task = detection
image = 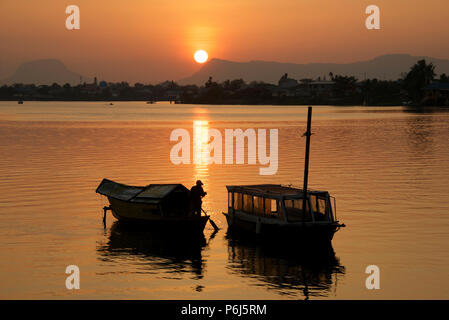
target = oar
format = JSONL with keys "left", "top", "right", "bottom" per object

{"left": 202, "top": 208, "right": 219, "bottom": 232}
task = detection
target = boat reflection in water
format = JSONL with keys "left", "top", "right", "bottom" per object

{"left": 97, "top": 221, "right": 211, "bottom": 280}
{"left": 225, "top": 232, "right": 345, "bottom": 299}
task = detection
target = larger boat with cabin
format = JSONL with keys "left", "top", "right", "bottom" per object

{"left": 223, "top": 107, "right": 345, "bottom": 242}
{"left": 224, "top": 184, "right": 343, "bottom": 241}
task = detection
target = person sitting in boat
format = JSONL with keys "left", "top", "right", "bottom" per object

{"left": 190, "top": 180, "right": 207, "bottom": 216}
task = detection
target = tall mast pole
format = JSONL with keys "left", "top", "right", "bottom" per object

{"left": 302, "top": 107, "right": 312, "bottom": 222}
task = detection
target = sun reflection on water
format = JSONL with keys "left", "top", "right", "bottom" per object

{"left": 193, "top": 120, "right": 210, "bottom": 208}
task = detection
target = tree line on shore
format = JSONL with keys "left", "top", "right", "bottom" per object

{"left": 1, "top": 60, "right": 447, "bottom": 106}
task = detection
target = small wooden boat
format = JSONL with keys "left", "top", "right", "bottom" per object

{"left": 96, "top": 179, "right": 209, "bottom": 234}
{"left": 223, "top": 107, "right": 345, "bottom": 243}
{"left": 18, "top": 100, "right": 24, "bottom": 104}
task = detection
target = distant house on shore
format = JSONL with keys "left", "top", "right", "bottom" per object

{"left": 278, "top": 73, "right": 298, "bottom": 89}
{"left": 271, "top": 74, "right": 335, "bottom": 98}
{"left": 81, "top": 77, "right": 101, "bottom": 96}
{"left": 270, "top": 74, "right": 299, "bottom": 97}
{"left": 298, "top": 78, "right": 335, "bottom": 97}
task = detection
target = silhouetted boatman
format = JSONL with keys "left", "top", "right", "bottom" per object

{"left": 190, "top": 180, "right": 207, "bottom": 216}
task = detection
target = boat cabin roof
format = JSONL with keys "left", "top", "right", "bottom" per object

{"left": 96, "top": 178, "right": 189, "bottom": 203}
{"left": 226, "top": 184, "right": 329, "bottom": 199}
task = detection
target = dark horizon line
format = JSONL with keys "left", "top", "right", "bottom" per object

{"left": 3, "top": 53, "right": 449, "bottom": 86}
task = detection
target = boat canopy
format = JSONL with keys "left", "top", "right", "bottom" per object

{"left": 96, "top": 179, "right": 144, "bottom": 201}
{"left": 96, "top": 179, "right": 190, "bottom": 204}
{"left": 227, "top": 184, "right": 332, "bottom": 199}
{"left": 226, "top": 184, "right": 335, "bottom": 222}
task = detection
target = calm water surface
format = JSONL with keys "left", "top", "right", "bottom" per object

{"left": 0, "top": 102, "right": 448, "bottom": 299}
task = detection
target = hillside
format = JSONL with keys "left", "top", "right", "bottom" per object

{"left": 179, "top": 54, "right": 449, "bottom": 85}
{"left": 0, "top": 59, "right": 89, "bottom": 85}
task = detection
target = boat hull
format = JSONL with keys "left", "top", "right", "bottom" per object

{"left": 224, "top": 212, "right": 339, "bottom": 243}
{"left": 107, "top": 197, "right": 209, "bottom": 234}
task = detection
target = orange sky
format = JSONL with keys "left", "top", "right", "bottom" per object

{"left": 1, "top": 0, "right": 448, "bottom": 83}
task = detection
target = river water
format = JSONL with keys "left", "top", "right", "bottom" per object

{"left": 0, "top": 102, "right": 448, "bottom": 299}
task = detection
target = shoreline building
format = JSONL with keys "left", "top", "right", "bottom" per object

{"left": 272, "top": 74, "right": 335, "bottom": 98}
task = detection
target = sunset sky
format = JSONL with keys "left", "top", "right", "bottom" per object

{"left": 1, "top": 0, "right": 448, "bottom": 83}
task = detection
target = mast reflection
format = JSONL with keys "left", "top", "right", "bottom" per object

{"left": 225, "top": 232, "right": 345, "bottom": 298}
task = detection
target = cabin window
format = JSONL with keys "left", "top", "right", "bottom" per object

{"left": 243, "top": 194, "right": 253, "bottom": 213}
{"left": 264, "top": 198, "right": 271, "bottom": 216}
{"left": 271, "top": 199, "right": 277, "bottom": 213}
{"left": 310, "top": 195, "right": 317, "bottom": 213}
{"left": 310, "top": 194, "right": 331, "bottom": 221}
{"left": 262, "top": 198, "right": 281, "bottom": 219}
{"left": 234, "top": 192, "right": 242, "bottom": 211}
{"left": 284, "top": 198, "right": 311, "bottom": 222}
{"left": 317, "top": 198, "right": 326, "bottom": 214}
{"left": 253, "top": 196, "right": 264, "bottom": 215}
{"left": 228, "top": 192, "right": 232, "bottom": 208}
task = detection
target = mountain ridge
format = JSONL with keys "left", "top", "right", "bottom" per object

{"left": 0, "top": 59, "right": 89, "bottom": 86}
{"left": 180, "top": 54, "right": 449, "bottom": 85}
{"left": 3, "top": 54, "right": 449, "bottom": 86}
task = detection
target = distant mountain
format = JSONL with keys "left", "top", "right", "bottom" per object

{"left": 0, "top": 59, "right": 89, "bottom": 85}
{"left": 179, "top": 54, "right": 449, "bottom": 85}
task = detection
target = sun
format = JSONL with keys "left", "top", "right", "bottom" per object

{"left": 194, "top": 50, "right": 208, "bottom": 63}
